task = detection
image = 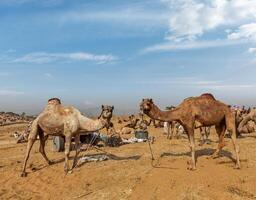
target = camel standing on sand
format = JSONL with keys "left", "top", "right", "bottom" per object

{"left": 140, "top": 93, "right": 240, "bottom": 170}
{"left": 21, "top": 98, "right": 113, "bottom": 177}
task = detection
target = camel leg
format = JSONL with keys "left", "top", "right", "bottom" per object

{"left": 167, "top": 122, "right": 171, "bottom": 139}
{"left": 199, "top": 127, "right": 205, "bottom": 146}
{"left": 171, "top": 122, "right": 175, "bottom": 139}
{"left": 64, "top": 134, "right": 72, "bottom": 173}
{"left": 186, "top": 128, "right": 196, "bottom": 170}
{"left": 72, "top": 134, "right": 80, "bottom": 169}
{"left": 38, "top": 133, "right": 52, "bottom": 165}
{"left": 174, "top": 123, "right": 180, "bottom": 139}
{"left": 230, "top": 131, "right": 241, "bottom": 169}
{"left": 226, "top": 116, "right": 241, "bottom": 169}
{"left": 212, "top": 123, "right": 226, "bottom": 158}
{"left": 206, "top": 127, "right": 210, "bottom": 140}
{"left": 21, "top": 124, "right": 38, "bottom": 177}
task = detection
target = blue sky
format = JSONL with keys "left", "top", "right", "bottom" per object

{"left": 0, "top": 0, "right": 256, "bottom": 114}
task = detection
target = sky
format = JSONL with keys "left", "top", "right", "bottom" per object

{"left": 0, "top": 0, "right": 256, "bottom": 115}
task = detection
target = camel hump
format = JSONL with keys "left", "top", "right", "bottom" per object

{"left": 200, "top": 93, "right": 216, "bottom": 100}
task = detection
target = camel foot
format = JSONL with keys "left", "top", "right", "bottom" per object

{"left": 211, "top": 151, "right": 221, "bottom": 159}
{"left": 20, "top": 172, "right": 27, "bottom": 177}
{"left": 187, "top": 160, "right": 196, "bottom": 171}
{"left": 234, "top": 164, "right": 241, "bottom": 170}
{"left": 199, "top": 141, "right": 205, "bottom": 146}
{"left": 48, "top": 160, "right": 54, "bottom": 165}
{"left": 205, "top": 139, "right": 211, "bottom": 144}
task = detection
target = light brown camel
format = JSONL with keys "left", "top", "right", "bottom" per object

{"left": 124, "top": 115, "right": 139, "bottom": 129}
{"left": 140, "top": 94, "right": 240, "bottom": 170}
{"left": 238, "top": 108, "right": 256, "bottom": 134}
{"left": 138, "top": 113, "right": 152, "bottom": 131}
{"left": 21, "top": 98, "right": 113, "bottom": 177}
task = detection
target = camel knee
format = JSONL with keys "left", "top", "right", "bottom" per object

{"left": 189, "top": 143, "right": 195, "bottom": 151}
{"left": 64, "top": 149, "right": 70, "bottom": 157}
{"left": 39, "top": 146, "right": 43, "bottom": 153}
{"left": 28, "top": 133, "right": 37, "bottom": 141}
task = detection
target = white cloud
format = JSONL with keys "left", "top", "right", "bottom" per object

{"left": 228, "top": 23, "right": 256, "bottom": 41}
{"left": 58, "top": 5, "right": 169, "bottom": 27}
{"left": 137, "top": 77, "right": 222, "bottom": 85}
{"left": 0, "top": 90, "right": 24, "bottom": 96}
{"left": 142, "top": 39, "right": 245, "bottom": 53}
{"left": 137, "top": 76, "right": 256, "bottom": 91}
{"left": 248, "top": 48, "right": 256, "bottom": 54}
{"left": 201, "top": 84, "right": 256, "bottom": 90}
{"left": 4, "top": 52, "right": 118, "bottom": 64}
{"left": 164, "top": 0, "right": 256, "bottom": 42}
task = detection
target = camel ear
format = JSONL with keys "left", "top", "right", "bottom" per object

{"left": 111, "top": 106, "right": 114, "bottom": 110}
{"left": 102, "top": 105, "right": 104, "bottom": 109}
{"left": 149, "top": 99, "right": 153, "bottom": 103}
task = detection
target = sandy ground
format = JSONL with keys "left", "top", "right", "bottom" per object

{"left": 0, "top": 120, "right": 256, "bottom": 200}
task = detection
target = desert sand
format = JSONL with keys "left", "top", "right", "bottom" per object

{"left": 0, "top": 118, "right": 256, "bottom": 200}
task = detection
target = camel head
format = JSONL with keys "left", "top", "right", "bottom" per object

{"left": 48, "top": 97, "right": 61, "bottom": 105}
{"left": 98, "top": 105, "right": 114, "bottom": 120}
{"left": 140, "top": 98, "right": 153, "bottom": 114}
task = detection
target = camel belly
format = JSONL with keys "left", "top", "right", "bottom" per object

{"left": 39, "top": 124, "right": 64, "bottom": 135}
{"left": 194, "top": 112, "right": 225, "bottom": 127}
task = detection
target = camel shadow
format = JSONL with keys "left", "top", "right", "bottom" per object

{"left": 75, "top": 153, "right": 141, "bottom": 169}
{"left": 160, "top": 148, "right": 237, "bottom": 163}
{"left": 27, "top": 157, "right": 65, "bottom": 173}
{"left": 241, "top": 134, "right": 256, "bottom": 139}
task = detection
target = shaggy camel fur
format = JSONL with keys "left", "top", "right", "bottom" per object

{"left": 140, "top": 94, "right": 240, "bottom": 170}
{"left": 238, "top": 108, "right": 256, "bottom": 133}
{"left": 21, "top": 98, "right": 113, "bottom": 177}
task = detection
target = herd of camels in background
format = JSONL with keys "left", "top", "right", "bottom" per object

{"left": 9, "top": 93, "right": 256, "bottom": 177}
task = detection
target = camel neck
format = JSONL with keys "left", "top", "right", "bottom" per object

{"left": 79, "top": 114, "right": 107, "bottom": 132}
{"left": 148, "top": 104, "right": 179, "bottom": 122}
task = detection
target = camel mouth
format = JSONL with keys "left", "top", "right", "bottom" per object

{"left": 141, "top": 107, "right": 149, "bottom": 113}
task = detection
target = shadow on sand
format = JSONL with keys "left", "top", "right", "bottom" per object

{"left": 160, "top": 148, "right": 237, "bottom": 163}
{"left": 75, "top": 152, "right": 141, "bottom": 169}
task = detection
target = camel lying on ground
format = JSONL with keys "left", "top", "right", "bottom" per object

{"left": 140, "top": 93, "right": 240, "bottom": 170}
{"left": 238, "top": 108, "right": 256, "bottom": 134}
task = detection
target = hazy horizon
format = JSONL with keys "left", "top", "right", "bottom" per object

{"left": 1, "top": 0, "right": 256, "bottom": 115}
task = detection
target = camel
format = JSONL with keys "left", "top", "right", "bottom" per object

{"left": 163, "top": 106, "right": 177, "bottom": 139}
{"left": 199, "top": 126, "right": 211, "bottom": 145}
{"left": 238, "top": 108, "right": 256, "bottom": 134}
{"left": 124, "top": 115, "right": 139, "bottom": 129}
{"left": 21, "top": 98, "right": 113, "bottom": 177}
{"left": 140, "top": 93, "right": 240, "bottom": 170}
{"left": 163, "top": 121, "right": 176, "bottom": 139}
{"left": 138, "top": 113, "right": 152, "bottom": 131}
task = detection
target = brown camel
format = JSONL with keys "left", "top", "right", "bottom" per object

{"left": 140, "top": 94, "right": 240, "bottom": 170}
{"left": 21, "top": 98, "right": 113, "bottom": 177}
